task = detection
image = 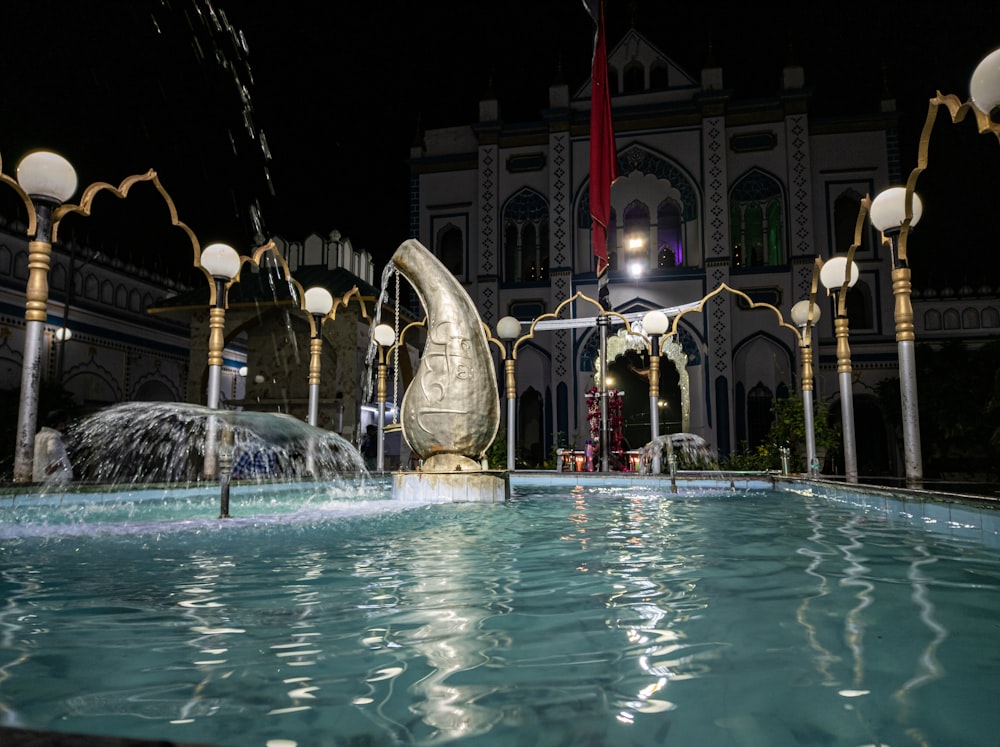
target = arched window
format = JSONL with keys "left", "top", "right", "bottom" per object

{"left": 50, "top": 263, "right": 67, "bottom": 292}
{"left": 833, "top": 190, "right": 871, "bottom": 253}
{"left": 505, "top": 223, "right": 518, "bottom": 280}
{"left": 747, "top": 382, "right": 773, "bottom": 450}
{"left": 436, "top": 224, "right": 463, "bottom": 276}
{"left": 650, "top": 60, "right": 669, "bottom": 89}
{"left": 657, "top": 199, "right": 683, "bottom": 267}
{"left": 943, "top": 309, "right": 961, "bottom": 330}
{"left": 84, "top": 274, "right": 99, "bottom": 301}
{"left": 622, "top": 200, "right": 650, "bottom": 272}
{"left": 766, "top": 201, "right": 783, "bottom": 265}
{"left": 623, "top": 61, "right": 644, "bottom": 93}
{"left": 521, "top": 223, "right": 538, "bottom": 280}
{"left": 744, "top": 204, "right": 764, "bottom": 265}
{"left": 731, "top": 171, "right": 785, "bottom": 268}
{"left": 846, "top": 281, "right": 874, "bottom": 331}
{"left": 503, "top": 189, "right": 549, "bottom": 283}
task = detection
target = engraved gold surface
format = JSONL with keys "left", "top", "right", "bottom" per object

{"left": 390, "top": 240, "right": 499, "bottom": 471}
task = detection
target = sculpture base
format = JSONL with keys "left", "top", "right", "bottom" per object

{"left": 392, "top": 470, "right": 510, "bottom": 503}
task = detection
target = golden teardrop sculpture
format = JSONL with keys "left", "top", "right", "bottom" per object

{"left": 390, "top": 239, "right": 499, "bottom": 472}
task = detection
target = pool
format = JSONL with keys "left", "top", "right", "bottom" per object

{"left": 2, "top": 478, "right": 999, "bottom": 746}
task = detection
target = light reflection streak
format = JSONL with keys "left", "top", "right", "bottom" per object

{"left": 354, "top": 532, "right": 508, "bottom": 742}
{"left": 604, "top": 496, "right": 695, "bottom": 724}
{"left": 795, "top": 507, "right": 839, "bottom": 685}
{"left": 893, "top": 544, "right": 946, "bottom": 730}
{"left": 839, "top": 515, "right": 873, "bottom": 688}
{"left": 562, "top": 492, "right": 591, "bottom": 550}
{"left": 0, "top": 567, "right": 43, "bottom": 726}
{"left": 173, "top": 547, "right": 331, "bottom": 727}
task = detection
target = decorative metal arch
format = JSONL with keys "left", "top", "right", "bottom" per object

{"left": 668, "top": 282, "right": 804, "bottom": 345}
{"left": 892, "top": 90, "right": 1000, "bottom": 268}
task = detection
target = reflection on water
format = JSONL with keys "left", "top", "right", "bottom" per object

{"left": 2, "top": 489, "right": 1000, "bottom": 746}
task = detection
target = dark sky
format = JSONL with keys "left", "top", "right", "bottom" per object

{"left": 2, "top": 1, "right": 998, "bottom": 288}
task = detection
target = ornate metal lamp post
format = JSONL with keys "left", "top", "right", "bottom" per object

{"left": 198, "top": 242, "right": 241, "bottom": 479}
{"left": 496, "top": 315, "right": 522, "bottom": 471}
{"left": 869, "top": 187, "right": 924, "bottom": 486}
{"left": 641, "top": 309, "right": 669, "bottom": 473}
{"left": 861, "top": 47, "right": 1000, "bottom": 487}
{"left": 303, "top": 287, "right": 334, "bottom": 427}
{"left": 819, "top": 256, "right": 860, "bottom": 483}
{"left": 10, "top": 151, "right": 78, "bottom": 482}
{"left": 790, "top": 298, "right": 822, "bottom": 475}
{"left": 372, "top": 323, "right": 396, "bottom": 472}
{"left": 199, "top": 243, "right": 242, "bottom": 410}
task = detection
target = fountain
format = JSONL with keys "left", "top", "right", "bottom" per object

{"left": 6, "top": 239, "right": 1000, "bottom": 746}
{"left": 3, "top": 477, "right": 1000, "bottom": 747}
{"left": 64, "top": 402, "right": 363, "bottom": 485}
{"left": 636, "top": 433, "right": 718, "bottom": 475}
{"left": 381, "top": 239, "right": 509, "bottom": 503}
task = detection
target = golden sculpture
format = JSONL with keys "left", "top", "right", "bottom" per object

{"left": 389, "top": 239, "right": 499, "bottom": 472}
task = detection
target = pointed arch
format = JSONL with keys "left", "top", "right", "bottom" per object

{"left": 436, "top": 222, "right": 464, "bottom": 276}
{"left": 730, "top": 168, "right": 786, "bottom": 268}
{"left": 503, "top": 187, "right": 549, "bottom": 282}
{"left": 577, "top": 145, "right": 700, "bottom": 271}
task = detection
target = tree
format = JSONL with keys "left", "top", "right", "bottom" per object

{"left": 721, "top": 394, "right": 840, "bottom": 473}
{"left": 876, "top": 340, "right": 1000, "bottom": 482}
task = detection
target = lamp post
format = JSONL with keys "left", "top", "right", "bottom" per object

{"left": 199, "top": 242, "right": 242, "bottom": 410}
{"left": 11, "top": 151, "right": 78, "bottom": 482}
{"left": 870, "top": 187, "right": 924, "bottom": 487}
{"left": 496, "top": 315, "right": 522, "bottom": 471}
{"left": 303, "top": 286, "right": 334, "bottom": 427}
{"left": 302, "top": 286, "right": 334, "bottom": 478}
{"left": 819, "top": 255, "right": 860, "bottom": 483}
{"left": 790, "top": 298, "right": 822, "bottom": 476}
{"left": 861, "top": 48, "right": 1000, "bottom": 486}
{"left": 372, "top": 323, "right": 396, "bottom": 472}
{"left": 198, "top": 242, "right": 241, "bottom": 479}
{"left": 641, "top": 309, "right": 669, "bottom": 473}
{"left": 597, "top": 313, "right": 611, "bottom": 471}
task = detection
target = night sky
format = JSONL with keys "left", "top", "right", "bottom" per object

{"left": 2, "top": 0, "right": 998, "bottom": 289}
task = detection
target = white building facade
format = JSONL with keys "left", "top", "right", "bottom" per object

{"left": 406, "top": 28, "right": 999, "bottom": 473}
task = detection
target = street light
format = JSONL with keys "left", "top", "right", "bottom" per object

{"left": 863, "top": 48, "right": 1000, "bottom": 486}
{"left": 198, "top": 242, "right": 241, "bottom": 480}
{"left": 199, "top": 242, "right": 242, "bottom": 410}
{"left": 372, "top": 322, "right": 396, "bottom": 472}
{"left": 970, "top": 48, "right": 1000, "bottom": 134}
{"left": 641, "top": 309, "right": 669, "bottom": 473}
{"left": 870, "top": 187, "right": 924, "bottom": 486}
{"left": 790, "top": 298, "right": 822, "bottom": 475}
{"left": 496, "top": 315, "right": 522, "bottom": 471}
{"left": 11, "top": 150, "right": 78, "bottom": 482}
{"left": 303, "top": 286, "right": 334, "bottom": 427}
{"left": 819, "top": 255, "right": 860, "bottom": 483}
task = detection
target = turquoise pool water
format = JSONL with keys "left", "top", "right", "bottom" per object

{"left": 2, "top": 482, "right": 999, "bottom": 746}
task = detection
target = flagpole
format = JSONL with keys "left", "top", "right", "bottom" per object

{"left": 585, "top": 0, "right": 618, "bottom": 469}
{"left": 587, "top": 0, "right": 617, "bottom": 312}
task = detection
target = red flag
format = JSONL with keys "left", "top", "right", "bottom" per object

{"left": 586, "top": 0, "right": 618, "bottom": 286}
